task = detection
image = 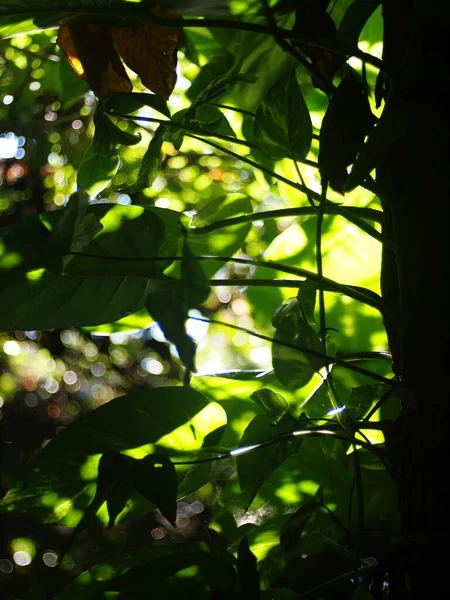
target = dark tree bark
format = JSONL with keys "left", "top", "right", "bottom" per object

{"left": 377, "top": 1, "right": 449, "bottom": 597}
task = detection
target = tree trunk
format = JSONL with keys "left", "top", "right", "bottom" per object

{"left": 377, "top": 1, "right": 449, "bottom": 597}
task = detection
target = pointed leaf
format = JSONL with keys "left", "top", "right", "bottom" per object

{"left": 296, "top": 281, "right": 317, "bottom": 325}
{"left": 194, "top": 58, "right": 257, "bottom": 107}
{"left": 147, "top": 238, "right": 210, "bottom": 371}
{"left": 337, "top": 0, "right": 381, "bottom": 49}
{"left": 319, "top": 69, "right": 375, "bottom": 193}
{"left": 191, "top": 193, "right": 251, "bottom": 228}
{"left": 250, "top": 389, "right": 289, "bottom": 423}
{"left": 0, "top": 387, "right": 226, "bottom": 525}
{"left": 132, "top": 453, "right": 178, "bottom": 527}
{"left": 254, "top": 70, "right": 312, "bottom": 161}
{"left": 111, "top": 19, "right": 181, "bottom": 100}
{"left": 59, "top": 450, "right": 130, "bottom": 563}
{"left": 272, "top": 331, "right": 324, "bottom": 390}
{"left": 187, "top": 49, "right": 235, "bottom": 102}
{"left": 105, "top": 91, "right": 170, "bottom": 118}
{"left": 125, "top": 125, "right": 165, "bottom": 192}
{"left": 57, "top": 23, "right": 132, "bottom": 97}
{"left": 77, "top": 139, "right": 120, "bottom": 199}
{"left": 237, "top": 536, "right": 260, "bottom": 599}
{"left": 279, "top": 500, "right": 320, "bottom": 551}
{"left": 49, "top": 190, "right": 103, "bottom": 254}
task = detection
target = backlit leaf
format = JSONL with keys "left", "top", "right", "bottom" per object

{"left": 279, "top": 499, "right": 320, "bottom": 551}
{"left": 237, "top": 412, "right": 302, "bottom": 510}
{"left": 111, "top": 19, "right": 181, "bottom": 100}
{"left": 250, "top": 389, "right": 289, "bottom": 423}
{"left": 131, "top": 453, "right": 178, "bottom": 527}
{"left": 254, "top": 70, "right": 312, "bottom": 161}
{"left": 57, "top": 23, "right": 132, "bottom": 97}
{"left": 125, "top": 125, "right": 165, "bottom": 192}
{"left": 146, "top": 238, "right": 210, "bottom": 371}
{"left": 105, "top": 91, "right": 170, "bottom": 118}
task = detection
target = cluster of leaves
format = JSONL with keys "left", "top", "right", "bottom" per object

{"left": 0, "top": 1, "right": 401, "bottom": 599}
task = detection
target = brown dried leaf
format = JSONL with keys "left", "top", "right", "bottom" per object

{"left": 111, "top": 20, "right": 181, "bottom": 100}
{"left": 57, "top": 23, "right": 132, "bottom": 97}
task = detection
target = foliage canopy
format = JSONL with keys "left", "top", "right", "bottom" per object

{"left": 1, "top": 1, "right": 436, "bottom": 598}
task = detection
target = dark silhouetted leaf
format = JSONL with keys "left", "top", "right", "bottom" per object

{"left": 0, "top": 388, "right": 225, "bottom": 526}
{"left": 105, "top": 91, "right": 170, "bottom": 118}
{"left": 291, "top": 0, "right": 339, "bottom": 93}
{"left": 111, "top": 17, "right": 181, "bottom": 100}
{"left": 146, "top": 238, "right": 210, "bottom": 371}
{"left": 250, "top": 389, "right": 289, "bottom": 423}
{"left": 57, "top": 23, "right": 132, "bottom": 97}
{"left": 59, "top": 450, "right": 130, "bottom": 563}
{"left": 254, "top": 70, "right": 312, "bottom": 161}
{"left": 77, "top": 138, "right": 120, "bottom": 199}
{"left": 191, "top": 193, "right": 250, "bottom": 228}
{"left": 272, "top": 321, "right": 325, "bottom": 389}
{"left": 319, "top": 69, "right": 375, "bottom": 193}
{"left": 49, "top": 190, "right": 103, "bottom": 255}
{"left": 337, "top": 0, "right": 381, "bottom": 49}
{"left": 296, "top": 280, "right": 317, "bottom": 325}
{"left": 237, "top": 536, "right": 260, "bottom": 599}
{"left": 125, "top": 125, "right": 165, "bottom": 192}
{"left": 0, "top": 204, "right": 181, "bottom": 331}
{"left": 132, "top": 453, "right": 178, "bottom": 526}
{"left": 187, "top": 49, "right": 235, "bottom": 102}
{"left": 279, "top": 499, "right": 320, "bottom": 551}
{"left": 193, "top": 58, "right": 257, "bottom": 107}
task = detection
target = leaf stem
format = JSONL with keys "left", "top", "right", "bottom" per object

{"left": 260, "top": 0, "right": 335, "bottom": 95}
{"left": 67, "top": 252, "right": 391, "bottom": 315}
{"left": 189, "top": 315, "right": 395, "bottom": 386}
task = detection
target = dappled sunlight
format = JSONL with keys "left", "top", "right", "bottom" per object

{"left": 156, "top": 402, "right": 227, "bottom": 452}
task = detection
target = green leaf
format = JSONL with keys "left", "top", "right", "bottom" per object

{"left": 215, "top": 13, "right": 296, "bottom": 112}
{"left": 125, "top": 125, "right": 165, "bottom": 192}
{"left": 187, "top": 49, "right": 235, "bottom": 102}
{"left": 237, "top": 536, "right": 260, "bottom": 599}
{"left": 337, "top": 0, "right": 381, "bottom": 49}
{"left": 54, "top": 543, "right": 232, "bottom": 600}
{"left": 106, "top": 545, "right": 236, "bottom": 597}
{"left": 297, "top": 281, "right": 317, "bottom": 325}
{"left": 0, "top": 387, "right": 226, "bottom": 525}
{"left": 104, "top": 91, "right": 171, "bottom": 118}
{"left": 0, "top": 204, "right": 182, "bottom": 330}
{"left": 272, "top": 320, "right": 326, "bottom": 389}
{"left": 319, "top": 69, "right": 375, "bottom": 193}
{"left": 250, "top": 389, "right": 289, "bottom": 423}
{"left": 59, "top": 450, "right": 130, "bottom": 563}
{"left": 272, "top": 297, "right": 303, "bottom": 333}
{"left": 188, "top": 194, "right": 253, "bottom": 278}
{"left": 146, "top": 238, "right": 210, "bottom": 371}
{"left": 193, "top": 58, "right": 257, "bottom": 108}
{"left": 168, "top": 105, "right": 236, "bottom": 150}
{"left": 57, "top": 53, "right": 89, "bottom": 110}
{"left": 236, "top": 412, "right": 302, "bottom": 510}
{"left": 177, "top": 424, "right": 230, "bottom": 499}
{"left": 254, "top": 70, "right": 312, "bottom": 161}
{"left": 191, "top": 193, "right": 251, "bottom": 228}
{"left": 77, "top": 105, "right": 121, "bottom": 199}
{"left": 104, "top": 118, "right": 142, "bottom": 147}
{"left": 49, "top": 191, "right": 103, "bottom": 272}
{"left": 132, "top": 453, "right": 178, "bottom": 527}
{"left": 77, "top": 139, "right": 119, "bottom": 199}
{"left": 279, "top": 499, "right": 320, "bottom": 551}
